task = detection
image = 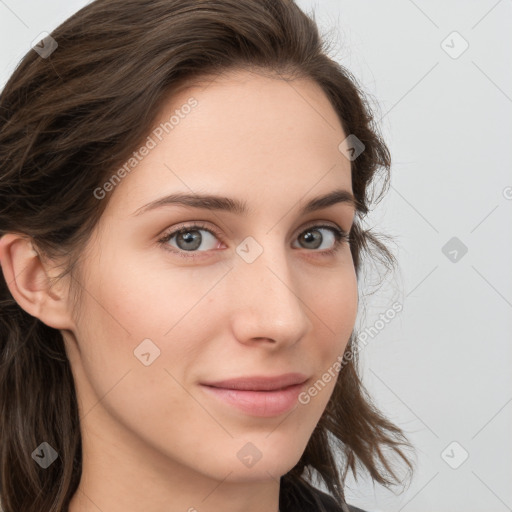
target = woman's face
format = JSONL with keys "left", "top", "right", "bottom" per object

{"left": 64, "top": 69, "right": 358, "bottom": 487}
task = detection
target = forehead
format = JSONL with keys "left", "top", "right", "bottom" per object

{"left": 105, "top": 68, "right": 352, "bottom": 216}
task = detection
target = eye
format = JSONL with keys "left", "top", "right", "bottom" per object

{"left": 158, "top": 222, "right": 221, "bottom": 257}
{"left": 293, "top": 224, "right": 349, "bottom": 256}
{"left": 157, "top": 222, "right": 349, "bottom": 259}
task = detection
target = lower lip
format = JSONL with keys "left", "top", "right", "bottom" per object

{"left": 200, "top": 382, "right": 305, "bottom": 417}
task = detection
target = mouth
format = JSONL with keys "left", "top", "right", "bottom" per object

{"left": 200, "top": 373, "right": 309, "bottom": 391}
{"left": 199, "top": 373, "right": 309, "bottom": 417}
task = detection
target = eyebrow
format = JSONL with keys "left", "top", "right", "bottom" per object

{"left": 132, "top": 188, "right": 358, "bottom": 217}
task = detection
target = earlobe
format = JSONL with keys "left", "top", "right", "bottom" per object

{"left": 0, "top": 233, "right": 75, "bottom": 330}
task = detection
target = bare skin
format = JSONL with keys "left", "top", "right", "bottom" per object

{"left": 0, "top": 68, "right": 357, "bottom": 512}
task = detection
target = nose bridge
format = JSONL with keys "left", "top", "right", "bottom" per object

{"left": 229, "top": 236, "right": 311, "bottom": 345}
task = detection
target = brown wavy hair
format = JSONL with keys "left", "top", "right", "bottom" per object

{"left": 0, "top": 0, "right": 414, "bottom": 510}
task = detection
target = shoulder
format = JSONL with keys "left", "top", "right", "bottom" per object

{"left": 314, "top": 486, "right": 369, "bottom": 512}
{"left": 279, "top": 475, "right": 370, "bottom": 512}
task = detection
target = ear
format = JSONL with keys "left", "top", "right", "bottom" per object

{"left": 0, "top": 233, "right": 76, "bottom": 330}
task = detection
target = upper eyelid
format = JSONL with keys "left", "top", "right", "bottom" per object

{"left": 160, "top": 219, "right": 347, "bottom": 239}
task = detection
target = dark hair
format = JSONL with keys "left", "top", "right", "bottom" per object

{"left": 0, "top": 0, "right": 414, "bottom": 510}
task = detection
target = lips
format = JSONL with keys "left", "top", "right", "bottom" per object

{"left": 200, "top": 373, "right": 309, "bottom": 417}
{"left": 200, "top": 372, "right": 309, "bottom": 391}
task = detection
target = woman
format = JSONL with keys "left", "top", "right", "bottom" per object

{"left": 0, "top": 1, "right": 414, "bottom": 511}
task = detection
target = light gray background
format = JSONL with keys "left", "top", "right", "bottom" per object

{"left": 1, "top": 1, "right": 511, "bottom": 511}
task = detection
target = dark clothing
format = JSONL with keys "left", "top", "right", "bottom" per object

{"left": 279, "top": 475, "right": 368, "bottom": 512}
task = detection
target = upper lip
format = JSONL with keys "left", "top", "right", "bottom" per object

{"left": 200, "top": 372, "right": 309, "bottom": 391}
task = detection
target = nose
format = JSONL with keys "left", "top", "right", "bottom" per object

{"left": 228, "top": 241, "right": 312, "bottom": 349}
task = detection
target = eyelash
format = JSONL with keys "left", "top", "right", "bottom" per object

{"left": 157, "top": 222, "right": 350, "bottom": 260}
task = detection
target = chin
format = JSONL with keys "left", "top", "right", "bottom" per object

{"left": 222, "top": 435, "right": 308, "bottom": 482}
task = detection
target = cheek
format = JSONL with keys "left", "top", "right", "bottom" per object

{"left": 69, "top": 261, "right": 216, "bottom": 459}
{"left": 310, "top": 265, "right": 358, "bottom": 349}
{"left": 85, "top": 249, "right": 224, "bottom": 338}
{"left": 71, "top": 253, "right": 228, "bottom": 400}
{"left": 304, "top": 265, "right": 357, "bottom": 398}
